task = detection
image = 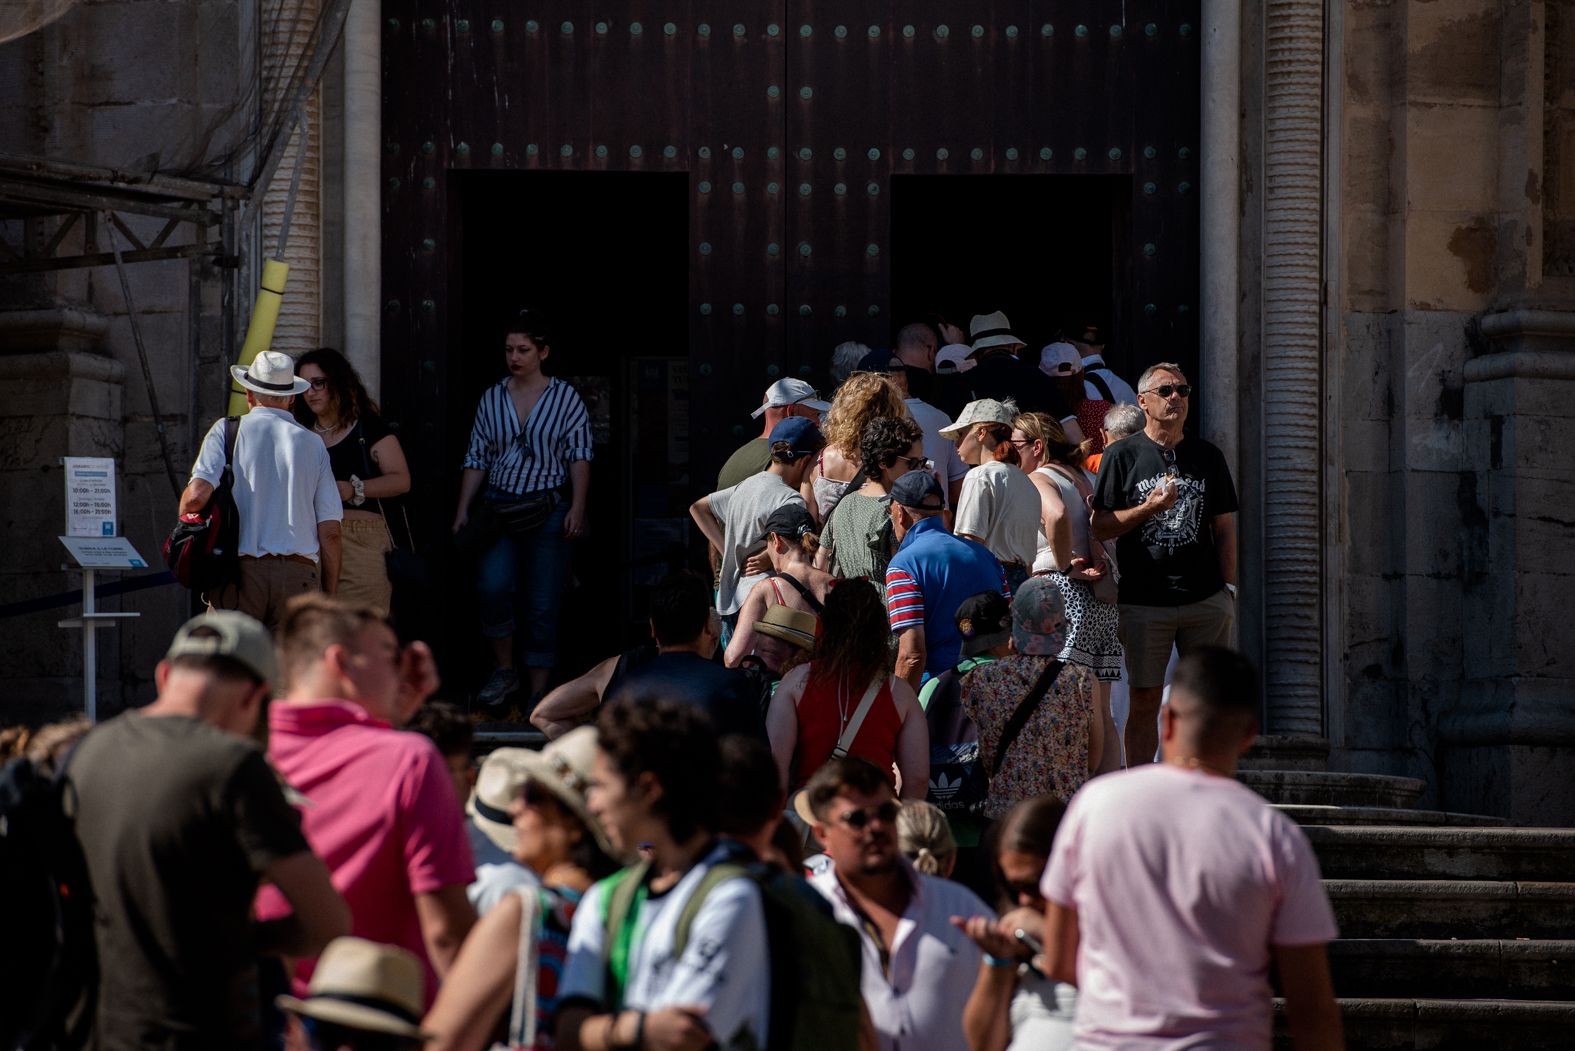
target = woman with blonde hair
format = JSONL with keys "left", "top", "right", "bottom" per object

{"left": 804, "top": 370, "right": 911, "bottom": 521}
{"left": 1012, "top": 411, "right": 1122, "bottom": 772}
{"left": 898, "top": 799, "right": 958, "bottom": 878}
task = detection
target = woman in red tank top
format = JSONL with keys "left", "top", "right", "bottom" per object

{"left": 766, "top": 579, "right": 930, "bottom": 795}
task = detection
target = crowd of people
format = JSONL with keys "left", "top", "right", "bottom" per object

{"left": 0, "top": 309, "right": 1345, "bottom": 1050}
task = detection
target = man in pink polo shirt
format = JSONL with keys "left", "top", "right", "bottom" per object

{"left": 256, "top": 595, "right": 475, "bottom": 1004}
{"left": 1042, "top": 646, "right": 1343, "bottom": 1050}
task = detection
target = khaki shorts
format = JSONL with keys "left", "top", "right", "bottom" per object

{"left": 1118, "top": 589, "right": 1235, "bottom": 688}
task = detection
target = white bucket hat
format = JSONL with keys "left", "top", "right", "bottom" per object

{"left": 968, "top": 311, "right": 1025, "bottom": 354}
{"left": 230, "top": 350, "right": 310, "bottom": 396}
{"left": 275, "top": 937, "right": 432, "bottom": 1040}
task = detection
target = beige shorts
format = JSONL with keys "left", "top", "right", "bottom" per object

{"left": 1117, "top": 589, "right": 1235, "bottom": 688}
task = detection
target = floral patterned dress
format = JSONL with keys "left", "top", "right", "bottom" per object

{"left": 962, "top": 655, "right": 1095, "bottom": 818}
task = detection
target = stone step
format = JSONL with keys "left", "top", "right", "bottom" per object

{"left": 1240, "top": 770, "right": 1426, "bottom": 808}
{"left": 1273, "top": 997, "right": 1575, "bottom": 1050}
{"left": 1326, "top": 880, "right": 1575, "bottom": 939}
{"left": 1326, "top": 939, "right": 1575, "bottom": 999}
{"left": 1276, "top": 804, "right": 1509, "bottom": 828}
{"left": 1305, "top": 827, "right": 1575, "bottom": 881}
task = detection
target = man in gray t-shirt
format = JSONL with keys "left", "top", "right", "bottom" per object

{"left": 689, "top": 417, "right": 824, "bottom": 617}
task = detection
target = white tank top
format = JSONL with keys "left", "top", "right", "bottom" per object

{"left": 1032, "top": 465, "right": 1094, "bottom": 573}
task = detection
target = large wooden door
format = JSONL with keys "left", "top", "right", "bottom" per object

{"left": 381, "top": 1, "right": 1200, "bottom": 670}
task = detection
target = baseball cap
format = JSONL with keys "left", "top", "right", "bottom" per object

{"left": 769, "top": 416, "right": 826, "bottom": 459}
{"left": 881, "top": 470, "right": 945, "bottom": 512}
{"left": 855, "top": 348, "right": 903, "bottom": 374}
{"left": 955, "top": 591, "right": 1013, "bottom": 657}
{"left": 751, "top": 378, "right": 831, "bottom": 419}
{"left": 1011, "top": 576, "right": 1068, "bottom": 657}
{"left": 939, "top": 398, "right": 1019, "bottom": 438}
{"left": 164, "top": 611, "right": 278, "bottom": 685}
{"left": 1037, "top": 342, "right": 1083, "bottom": 376}
{"left": 746, "top": 501, "right": 818, "bottom": 558}
{"left": 935, "top": 344, "right": 976, "bottom": 374}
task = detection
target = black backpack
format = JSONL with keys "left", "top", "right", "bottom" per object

{"left": 162, "top": 416, "right": 241, "bottom": 596}
{"left": 0, "top": 747, "right": 97, "bottom": 1050}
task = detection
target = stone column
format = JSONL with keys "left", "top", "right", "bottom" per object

{"left": 1258, "top": 0, "right": 1327, "bottom": 739}
{"left": 1443, "top": 310, "right": 1575, "bottom": 825}
{"left": 342, "top": 0, "right": 381, "bottom": 399}
{"left": 0, "top": 308, "right": 125, "bottom": 726}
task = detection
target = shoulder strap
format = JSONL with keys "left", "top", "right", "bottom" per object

{"left": 673, "top": 863, "right": 753, "bottom": 960}
{"left": 831, "top": 678, "right": 885, "bottom": 759}
{"left": 774, "top": 570, "right": 825, "bottom": 615}
{"left": 1086, "top": 371, "right": 1115, "bottom": 402}
{"left": 600, "top": 863, "right": 651, "bottom": 1010}
{"left": 506, "top": 886, "right": 542, "bottom": 1047}
{"left": 989, "top": 660, "right": 1064, "bottom": 778}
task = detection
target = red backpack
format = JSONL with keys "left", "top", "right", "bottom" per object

{"left": 162, "top": 416, "right": 241, "bottom": 596}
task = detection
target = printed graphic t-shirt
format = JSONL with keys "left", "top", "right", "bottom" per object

{"left": 1091, "top": 432, "right": 1238, "bottom": 606}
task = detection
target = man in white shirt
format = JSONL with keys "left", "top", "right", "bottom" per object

{"left": 1070, "top": 326, "right": 1139, "bottom": 406}
{"left": 689, "top": 416, "right": 823, "bottom": 624}
{"left": 805, "top": 757, "right": 993, "bottom": 1051}
{"left": 179, "top": 350, "right": 342, "bottom": 629}
{"left": 943, "top": 399, "right": 1043, "bottom": 593}
{"left": 557, "top": 698, "right": 770, "bottom": 1051}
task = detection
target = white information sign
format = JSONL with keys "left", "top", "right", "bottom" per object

{"left": 64, "top": 457, "right": 117, "bottom": 537}
{"left": 59, "top": 535, "right": 147, "bottom": 569}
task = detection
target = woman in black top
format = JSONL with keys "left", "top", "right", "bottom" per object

{"left": 293, "top": 347, "right": 412, "bottom": 613}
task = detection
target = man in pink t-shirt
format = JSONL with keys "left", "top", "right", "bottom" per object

{"left": 1042, "top": 646, "right": 1343, "bottom": 1050}
{"left": 256, "top": 595, "right": 475, "bottom": 1004}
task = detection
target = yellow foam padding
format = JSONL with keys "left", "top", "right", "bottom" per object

{"left": 228, "top": 258, "right": 291, "bottom": 416}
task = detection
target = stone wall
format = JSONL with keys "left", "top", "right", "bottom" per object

{"left": 1334, "top": 0, "right": 1575, "bottom": 822}
{"left": 0, "top": 0, "right": 252, "bottom": 723}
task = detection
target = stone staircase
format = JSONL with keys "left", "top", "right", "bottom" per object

{"left": 1247, "top": 765, "right": 1575, "bottom": 1049}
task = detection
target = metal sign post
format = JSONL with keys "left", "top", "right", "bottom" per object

{"left": 58, "top": 457, "right": 144, "bottom": 721}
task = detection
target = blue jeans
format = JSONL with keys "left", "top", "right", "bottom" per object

{"left": 475, "top": 489, "right": 570, "bottom": 668}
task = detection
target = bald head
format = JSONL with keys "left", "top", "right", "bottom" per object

{"left": 895, "top": 323, "right": 938, "bottom": 370}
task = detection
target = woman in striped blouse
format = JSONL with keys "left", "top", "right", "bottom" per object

{"left": 453, "top": 310, "right": 594, "bottom": 712}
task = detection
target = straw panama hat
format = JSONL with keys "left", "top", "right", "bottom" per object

{"left": 230, "top": 350, "right": 311, "bottom": 396}
{"left": 754, "top": 604, "right": 819, "bottom": 651}
{"left": 275, "top": 937, "right": 432, "bottom": 1040}
{"left": 465, "top": 727, "right": 616, "bottom": 857}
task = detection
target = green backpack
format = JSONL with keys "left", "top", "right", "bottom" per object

{"left": 599, "top": 857, "right": 863, "bottom": 1051}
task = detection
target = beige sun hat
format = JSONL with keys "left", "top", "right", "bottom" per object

{"left": 754, "top": 604, "right": 819, "bottom": 651}
{"left": 939, "top": 398, "right": 1020, "bottom": 438}
{"left": 275, "top": 937, "right": 431, "bottom": 1040}
{"left": 465, "top": 727, "right": 616, "bottom": 857}
{"left": 968, "top": 310, "right": 1025, "bottom": 353}
{"left": 230, "top": 350, "right": 310, "bottom": 396}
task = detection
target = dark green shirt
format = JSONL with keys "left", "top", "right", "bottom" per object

{"left": 716, "top": 437, "right": 771, "bottom": 492}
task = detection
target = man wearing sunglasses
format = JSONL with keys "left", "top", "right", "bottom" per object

{"left": 1090, "top": 363, "right": 1239, "bottom": 767}
{"left": 806, "top": 758, "right": 994, "bottom": 1051}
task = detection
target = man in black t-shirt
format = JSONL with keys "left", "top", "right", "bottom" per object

{"left": 606, "top": 571, "right": 769, "bottom": 739}
{"left": 1092, "top": 363, "right": 1239, "bottom": 767}
{"left": 69, "top": 612, "right": 348, "bottom": 1050}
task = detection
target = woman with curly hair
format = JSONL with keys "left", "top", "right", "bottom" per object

{"left": 817, "top": 414, "right": 927, "bottom": 583}
{"left": 766, "top": 579, "right": 929, "bottom": 796}
{"left": 803, "top": 370, "right": 912, "bottom": 521}
{"left": 292, "top": 347, "right": 412, "bottom": 613}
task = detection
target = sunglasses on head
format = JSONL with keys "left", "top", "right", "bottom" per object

{"left": 836, "top": 800, "right": 900, "bottom": 831}
{"left": 1142, "top": 383, "right": 1192, "bottom": 399}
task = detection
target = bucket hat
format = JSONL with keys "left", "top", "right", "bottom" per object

{"left": 939, "top": 398, "right": 1019, "bottom": 438}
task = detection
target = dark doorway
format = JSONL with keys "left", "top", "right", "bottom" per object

{"left": 434, "top": 171, "right": 690, "bottom": 703}
{"left": 890, "top": 175, "right": 1130, "bottom": 370}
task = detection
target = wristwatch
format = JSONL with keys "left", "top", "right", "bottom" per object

{"left": 349, "top": 475, "right": 366, "bottom": 507}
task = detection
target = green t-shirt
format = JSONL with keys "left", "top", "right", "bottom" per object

{"left": 716, "top": 438, "right": 771, "bottom": 492}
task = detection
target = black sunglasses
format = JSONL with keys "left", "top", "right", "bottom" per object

{"left": 1142, "top": 383, "right": 1192, "bottom": 399}
{"left": 1161, "top": 448, "right": 1177, "bottom": 466}
{"left": 837, "top": 800, "right": 900, "bottom": 831}
{"left": 307, "top": 377, "right": 330, "bottom": 390}
{"left": 301, "top": 1017, "right": 424, "bottom": 1051}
